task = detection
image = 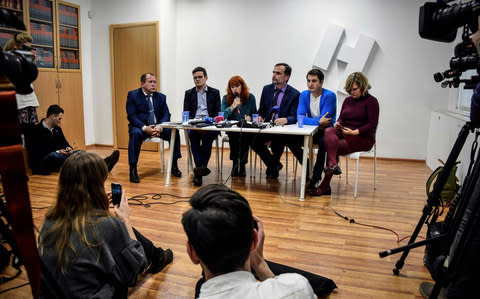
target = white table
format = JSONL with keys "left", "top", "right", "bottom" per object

{"left": 160, "top": 123, "right": 319, "bottom": 201}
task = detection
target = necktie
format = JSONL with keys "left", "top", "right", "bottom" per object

{"left": 147, "top": 95, "right": 155, "bottom": 125}
{"left": 273, "top": 89, "right": 281, "bottom": 118}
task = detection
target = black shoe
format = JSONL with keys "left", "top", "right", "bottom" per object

{"left": 266, "top": 166, "right": 279, "bottom": 179}
{"left": 201, "top": 167, "right": 211, "bottom": 176}
{"left": 231, "top": 163, "right": 239, "bottom": 177}
{"left": 171, "top": 160, "right": 182, "bottom": 177}
{"left": 104, "top": 150, "right": 120, "bottom": 172}
{"left": 306, "top": 179, "right": 319, "bottom": 191}
{"left": 147, "top": 248, "right": 173, "bottom": 274}
{"left": 333, "top": 165, "right": 342, "bottom": 175}
{"left": 193, "top": 173, "right": 203, "bottom": 186}
{"left": 238, "top": 164, "right": 246, "bottom": 177}
{"left": 129, "top": 164, "right": 140, "bottom": 183}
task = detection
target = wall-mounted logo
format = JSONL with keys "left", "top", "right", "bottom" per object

{"left": 313, "top": 24, "right": 376, "bottom": 94}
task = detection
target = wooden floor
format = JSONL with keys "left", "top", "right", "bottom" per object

{"left": 0, "top": 146, "right": 435, "bottom": 298}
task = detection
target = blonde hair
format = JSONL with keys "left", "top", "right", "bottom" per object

{"left": 3, "top": 32, "right": 33, "bottom": 51}
{"left": 344, "top": 72, "right": 371, "bottom": 96}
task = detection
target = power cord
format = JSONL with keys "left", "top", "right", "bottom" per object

{"left": 0, "top": 282, "right": 30, "bottom": 295}
{"left": 113, "top": 192, "right": 190, "bottom": 208}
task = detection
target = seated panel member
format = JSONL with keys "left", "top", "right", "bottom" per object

{"left": 252, "top": 62, "right": 300, "bottom": 179}
{"left": 310, "top": 72, "right": 379, "bottom": 196}
{"left": 221, "top": 75, "right": 257, "bottom": 177}
{"left": 126, "top": 73, "right": 182, "bottom": 183}
{"left": 183, "top": 66, "right": 221, "bottom": 186}
{"left": 295, "top": 69, "right": 337, "bottom": 189}
{"left": 28, "top": 104, "right": 119, "bottom": 175}
{"left": 182, "top": 184, "right": 317, "bottom": 299}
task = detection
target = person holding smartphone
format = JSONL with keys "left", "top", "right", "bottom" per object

{"left": 310, "top": 72, "right": 379, "bottom": 196}
{"left": 38, "top": 151, "right": 173, "bottom": 298}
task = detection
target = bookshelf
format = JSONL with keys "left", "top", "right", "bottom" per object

{"left": 0, "top": 0, "right": 26, "bottom": 48}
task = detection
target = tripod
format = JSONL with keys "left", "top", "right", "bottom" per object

{"left": 379, "top": 122, "right": 474, "bottom": 274}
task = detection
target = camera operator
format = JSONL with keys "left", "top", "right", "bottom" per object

{"left": 469, "top": 16, "right": 480, "bottom": 127}
{"left": 3, "top": 32, "right": 40, "bottom": 140}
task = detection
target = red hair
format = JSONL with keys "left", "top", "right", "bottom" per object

{"left": 226, "top": 76, "right": 249, "bottom": 105}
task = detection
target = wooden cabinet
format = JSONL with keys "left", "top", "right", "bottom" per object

{"left": 28, "top": 0, "right": 85, "bottom": 149}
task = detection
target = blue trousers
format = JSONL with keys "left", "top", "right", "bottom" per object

{"left": 128, "top": 126, "right": 181, "bottom": 165}
{"left": 188, "top": 130, "right": 218, "bottom": 168}
{"left": 38, "top": 151, "right": 68, "bottom": 173}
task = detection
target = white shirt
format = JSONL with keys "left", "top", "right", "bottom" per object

{"left": 309, "top": 93, "right": 321, "bottom": 118}
{"left": 198, "top": 271, "right": 316, "bottom": 299}
{"left": 16, "top": 87, "right": 39, "bottom": 110}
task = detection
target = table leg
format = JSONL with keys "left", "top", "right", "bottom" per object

{"left": 184, "top": 128, "right": 194, "bottom": 175}
{"left": 300, "top": 135, "right": 310, "bottom": 201}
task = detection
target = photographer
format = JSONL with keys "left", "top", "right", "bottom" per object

{"left": 469, "top": 16, "right": 480, "bottom": 127}
{"left": 38, "top": 151, "right": 173, "bottom": 298}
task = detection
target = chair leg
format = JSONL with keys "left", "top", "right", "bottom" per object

{"left": 253, "top": 150, "right": 257, "bottom": 178}
{"left": 285, "top": 147, "right": 288, "bottom": 182}
{"left": 160, "top": 140, "right": 165, "bottom": 174}
{"left": 215, "top": 137, "right": 220, "bottom": 173}
{"left": 354, "top": 157, "right": 359, "bottom": 198}
{"left": 249, "top": 147, "right": 253, "bottom": 178}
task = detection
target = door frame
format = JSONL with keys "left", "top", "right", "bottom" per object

{"left": 109, "top": 21, "right": 160, "bottom": 149}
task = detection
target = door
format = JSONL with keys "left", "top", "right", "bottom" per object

{"left": 110, "top": 22, "right": 159, "bottom": 150}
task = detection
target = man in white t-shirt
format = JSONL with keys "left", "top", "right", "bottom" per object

{"left": 182, "top": 184, "right": 316, "bottom": 299}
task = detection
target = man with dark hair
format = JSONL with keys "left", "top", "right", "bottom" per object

{"left": 252, "top": 62, "right": 300, "bottom": 178}
{"left": 295, "top": 68, "right": 337, "bottom": 193}
{"left": 126, "top": 73, "right": 182, "bottom": 183}
{"left": 182, "top": 184, "right": 318, "bottom": 298}
{"left": 183, "top": 66, "right": 221, "bottom": 186}
{"left": 28, "top": 104, "right": 119, "bottom": 175}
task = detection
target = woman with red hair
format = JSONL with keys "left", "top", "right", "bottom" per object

{"left": 221, "top": 75, "right": 257, "bottom": 177}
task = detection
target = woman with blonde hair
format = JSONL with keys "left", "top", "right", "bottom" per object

{"left": 310, "top": 72, "right": 379, "bottom": 196}
{"left": 221, "top": 75, "right": 257, "bottom": 177}
{"left": 38, "top": 151, "right": 173, "bottom": 298}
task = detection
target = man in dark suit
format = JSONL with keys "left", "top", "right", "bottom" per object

{"left": 183, "top": 66, "right": 221, "bottom": 186}
{"left": 127, "top": 73, "right": 182, "bottom": 183}
{"left": 252, "top": 62, "right": 300, "bottom": 179}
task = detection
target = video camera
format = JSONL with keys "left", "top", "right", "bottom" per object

{"left": 420, "top": 0, "right": 480, "bottom": 89}
{"left": 0, "top": 9, "right": 38, "bottom": 94}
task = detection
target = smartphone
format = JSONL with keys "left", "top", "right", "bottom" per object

{"left": 111, "top": 183, "right": 122, "bottom": 206}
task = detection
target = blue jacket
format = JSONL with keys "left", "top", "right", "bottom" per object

{"left": 126, "top": 88, "right": 170, "bottom": 129}
{"left": 257, "top": 83, "right": 300, "bottom": 124}
{"left": 297, "top": 89, "right": 337, "bottom": 126}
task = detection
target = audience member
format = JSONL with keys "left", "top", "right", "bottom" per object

{"left": 28, "top": 105, "right": 119, "bottom": 175}
{"left": 38, "top": 151, "right": 173, "bottom": 298}
{"left": 183, "top": 184, "right": 337, "bottom": 298}
{"left": 183, "top": 66, "right": 221, "bottom": 186}
{"left": 310, "top": 72, "right": 379, "bottom": 196}
{"left": 221, "top": 75, "right": 257, "bottom": 177}
{"left": 126, "top": 73, "right": 182, "bottom": 183}
{"left": 3, "top": 32, "right": 40, "bottom": 138}
{"left": 252, "top": 62, "right": 300, "bottom": 179}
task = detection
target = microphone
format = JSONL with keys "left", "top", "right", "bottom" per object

{"left": 265, "top": 106, "right": 279, "bottom": 124}
{"left": 234, "top": 92, "right": 239, "bottom": 98}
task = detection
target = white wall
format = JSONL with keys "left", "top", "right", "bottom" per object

{"left": 81, "top": 0, "right": 457, "bottom": 159}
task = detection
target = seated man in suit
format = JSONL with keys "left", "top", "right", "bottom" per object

{"left": 295, "top": 69, "right": 337, "bottom": 190}
{"left": 28, "top": 104, "right": 119, "bottom": 175}
{"left": 127, "top": 73, "right": 182, "bottom": 183}
{"left": 252, "top": 62, "right": 300, "bottom": 179}
{"left": 183, "top": 66, "right": 221, "bottom": 186}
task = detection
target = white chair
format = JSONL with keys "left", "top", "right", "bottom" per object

{"left": 344, "top": 144, "right": 377, "bottom": 198}
{"left": 145, "top": 137, "right": 166, "bottom": 173}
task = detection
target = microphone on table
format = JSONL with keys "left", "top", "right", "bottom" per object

{"left": 268, "top": 106, "right": 279, "bottom": 125}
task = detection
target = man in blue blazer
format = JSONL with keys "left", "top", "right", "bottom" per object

{"left": 252, "top": 63, "right": 300, "bottom": 179}
{"left": 127, "top": 73, "right": 182, "bottom": 183}
{"left": 183, "top": 66, "right": 221, "bottom": 186}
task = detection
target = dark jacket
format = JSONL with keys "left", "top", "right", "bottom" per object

{"left": 126, "top": 88, "right": 171, "bottom": 129}
{"left": 29, "top": 119, "right": 70, "bottom": 171}
{"left": 183, "top": 86, "right": 221, "bottom": 118}
{"left": 257, "top": 84, "right": 300, "bottom": 124}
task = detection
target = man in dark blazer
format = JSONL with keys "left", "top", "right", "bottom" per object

{"left": 252, "top": 62, "right": 300, "bottom": 179}
{"left": 127, "top": 73, "right": 181, "bottom": 183}
{"left": 183, "top": 66, "right": 221, "bottom": 186}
